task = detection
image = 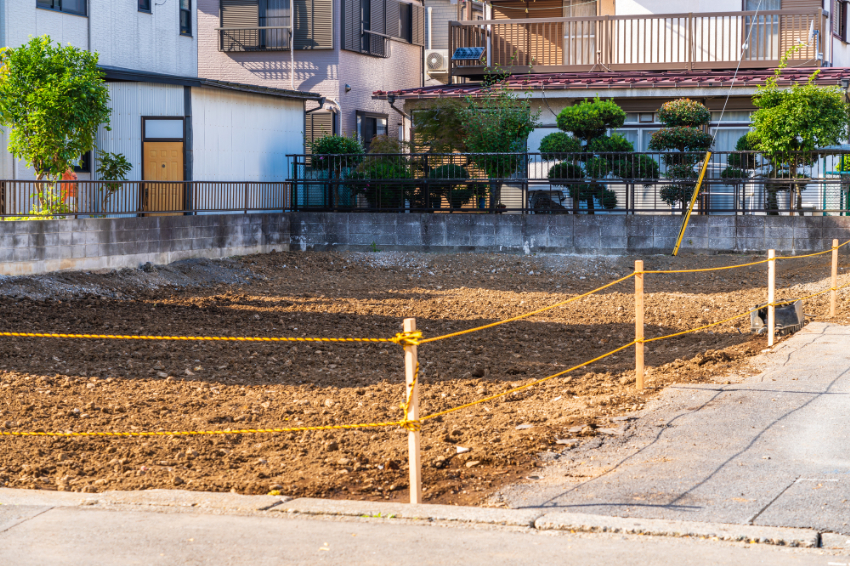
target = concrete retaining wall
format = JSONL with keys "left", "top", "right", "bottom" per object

{"left": 2, "top": 212, "right": 850, "bottom": 276}
{"left": 0, "top": 214, "right": 288, "bottom": 276}
{"left": 290, "top": 213, "right": 850, "bottom": 255}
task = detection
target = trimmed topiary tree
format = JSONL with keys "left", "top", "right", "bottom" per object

{"left": 648, "top": 98, "right": 713, "bottom": 212}
{"left": 542, "top": 97, "right": 656, "bottom": 213}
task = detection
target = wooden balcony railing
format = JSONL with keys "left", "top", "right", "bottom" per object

{"left": 449, "top": 9, "right": 825, "bottom": 78}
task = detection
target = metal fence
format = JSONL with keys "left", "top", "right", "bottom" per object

{"left": 288, "top": 151, "right": 850, "bottom": 215}
{"left": 0, "top": 180, "right": 291, "bottom": 219}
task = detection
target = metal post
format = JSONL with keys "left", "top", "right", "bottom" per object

{"left": 403, "top": 318, "right": 422, "bottom": 504}
{"left": 768, "top": 249, "right": 776, "bottom": 347}
{"left": 635, "top": 260, "right": 645, "bottom": 390}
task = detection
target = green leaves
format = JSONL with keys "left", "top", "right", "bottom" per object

{"left": 555, "top": 97, "right": 626, "bottom": 143}
{"left": 0, "top": 36, "right": 111, "bottom": 183}
{"left": 656, "top": 99, "right": 710, "bottom": 128}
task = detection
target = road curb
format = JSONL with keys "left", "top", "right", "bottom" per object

{"left": 534, "top": 512, "right": 820, "bottom": 548}
{"left": 0, "top": 488, "right": 825, "bottom": 547}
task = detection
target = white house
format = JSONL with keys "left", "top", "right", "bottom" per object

{"left": 0, "top": 0, "right": 320, "bottom": 214}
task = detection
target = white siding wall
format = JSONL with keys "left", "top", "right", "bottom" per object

{"left": 94, "top": 82, "right": 185, "bottom": 181}
{"left": 2, "top": 0, "right": 197, "bottom": 77}
{"left": 192, "top": 88, "right": 304, "bottom": 182}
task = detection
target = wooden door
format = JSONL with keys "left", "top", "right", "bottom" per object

{"left": 143, "top": 142, "right": 184, "bottom": 216}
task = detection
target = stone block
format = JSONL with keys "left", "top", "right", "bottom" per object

{"left": 736, "top": 225, "right": 765, "bottom": 239}
{"left": 707, "top": 237, "right": 737, "bottom": 252}
{"left": 41, "top": 232, "right": 73, "bottom": 248}
{"left": 12, "top": 247, "right": 36, "bottom": 262}
{"left": 627, "top": 235, "right": 654, "bottom": 251}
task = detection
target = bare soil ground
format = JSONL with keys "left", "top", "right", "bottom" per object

{"left": 0, "top": 250, "right": 848, "bottom": 506}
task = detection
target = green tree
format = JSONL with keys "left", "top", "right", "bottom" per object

{"left": 0, "top": 36, "right": 111, "bottom": 216}
{"left": 459, "top": 70, "right": 540, "bottom": 206}
{"left": 648, "top": 98, "right": 713, "bottom": 211}
{"left": 543, "top": 97, "right": 652, "bottom": 213}
{"left": 751, "top": 49, "right": 850, "bottom": 214}
{"left": 95, "top": 151, "right": 132, "bottom": 214}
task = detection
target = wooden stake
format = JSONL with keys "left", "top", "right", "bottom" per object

{"left": 768, "top": 250, "right": 776, "bottom": 348}
{"left": 635, "top": 260, "right": 645, "bottom": 390}
{"left": 831, "top": 239, "right": 839, "bottom": 318}
{"left": 403, "top": 318, "right": 422, "bottom": 505}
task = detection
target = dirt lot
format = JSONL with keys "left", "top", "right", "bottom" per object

{"left": 0, "top": 249, "right": 847, "bottom": 506}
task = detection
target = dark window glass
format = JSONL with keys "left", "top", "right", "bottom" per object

{"left": 180, "top": 0, "right": 191, "bottom": 35}
{"left": 37, "top": 0, "right": 86, "bottom": 15}
{"left": 139, "top": 0, "right": 151, "bottom": 12}
{"left": 361, "top": 0, "right": 371, "bottom": 52}
{"left": 356, "top": 112, "right": 387, "bottom": 149}
{"left": 398, "top": 2, "right": 411, "bottom": 43}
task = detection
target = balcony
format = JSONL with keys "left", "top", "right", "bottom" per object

{"left": 218, "top": 17, "right": 291, "bottom": 53}
{"left": 449, "top": 9, "right": 826, "bottom": 78}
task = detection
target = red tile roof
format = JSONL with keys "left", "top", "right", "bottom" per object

{"left": 375, "top": 68, "right": 850, "bottom": 99}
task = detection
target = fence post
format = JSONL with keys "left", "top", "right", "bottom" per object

{"left": 635, "top": 260, "right": 645, "bottom": 390}
{"left": 831, "top": 239, "right": 839, "bottom": 317}
{"left": 768, "top": 249, "right": 776, "bottom": 347}
{"left": 403, "top": 318, "right": 422, "bottom": 504}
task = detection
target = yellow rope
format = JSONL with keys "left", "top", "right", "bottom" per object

{"left": 418, "top": 273, "right": 636, "bottom": 344}
{"left": 644, "top": 258, "right": 773, "bottom": 274}
{"left": 0, "top": 420, "right": 404, "bottom": 438}
{"left": 398, "top": 362, "right": 421, "bottom": 432}
{"left": 421, "top": 341, "right": 637, "bottom": 422}
{"left": 0, "top": 331, "right": 422, "bottom": 346}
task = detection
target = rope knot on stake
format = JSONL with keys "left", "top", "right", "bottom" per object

{"left": 391, "top": 331, "right": 423, "bottom": 347}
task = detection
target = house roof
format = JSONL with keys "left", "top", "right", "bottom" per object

{"left": 374, "top": 68, "right": 850, "bottom": 99}
{"left": 100, "top": 66, "right": 322, "bottom": 101}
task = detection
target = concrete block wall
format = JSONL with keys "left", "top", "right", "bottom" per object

{"left": 0, "top": 214, "right": 288, "bottom": 276}
{"left": 3, "top": 213, "right": 850, "bottom": 277}
{"left": 289, "top": 213, "right": 850, "bottom": 255}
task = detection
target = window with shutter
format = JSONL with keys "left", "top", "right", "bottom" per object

{"left": 306, "top": 112, "right": 336, "bottom": 153}
{"left": 369, "top": 0, "right": 387, "bottom": 56}
{"left": 343, "top": 0, "right": 363, "bottom": 51}
{"left": 386, "top": 0, "right": 400, "bottom": 39}
{"left": 294, "top": 0, "right": 334, "bottom": 49}
{"left": 411, "top": 4, "right": 425, "bottom": 46}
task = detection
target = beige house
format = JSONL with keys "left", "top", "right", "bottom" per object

{"left": 198, "top": 0, "right": 426, "bottom": 147}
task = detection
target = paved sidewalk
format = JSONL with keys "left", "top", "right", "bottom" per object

{"left": 499, "top": 322, "right": 850, "bottom": 536}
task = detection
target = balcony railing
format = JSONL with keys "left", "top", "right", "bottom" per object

{"left": 218, "top": 17, "right": 292, "bottom": 52}
{"left": 449, "top": 9, "right": 825, "bottom": 77}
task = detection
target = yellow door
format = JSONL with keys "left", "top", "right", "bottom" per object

{"left": 143, "top": 142, "right": 184, "bottom": 216}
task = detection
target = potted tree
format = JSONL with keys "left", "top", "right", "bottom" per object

{"left": 306, "top": 134, "right": 364, "bottom": 209}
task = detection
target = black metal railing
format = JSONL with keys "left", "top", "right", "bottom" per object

{"left": 0, "top": 180, "right": 291, "bottom": 219}
{"left": 218, "top": 16, "right": 291, "bottom": 52}
{"left": 287, "top": 151, "right": 850, "bottom": 215}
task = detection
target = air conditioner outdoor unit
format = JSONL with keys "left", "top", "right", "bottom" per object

{"left": 425, "top": 49, "right": 449, "bottom": 74}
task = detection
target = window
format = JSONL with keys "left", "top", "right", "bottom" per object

{"left": 343, "top": 0, "right": 425, "bottom": 55}
{"left": 306, "top": 112, "right": 336, "bottom": 153}
{"left": 36, "top": 0, "right": 86, "bottom": 16}
{"left": 356, "top": 112, "right": 387, "bottom": 149}
{"left": 219, "top": 0, "right": 333, "bottom": 52}
{"left": 180, "top": 0, "right": 192, "bottom": 35}
{"left": 139, "top": 0, "right": 151, "bottom": 12}
{"left": 835, "top": 0, "right": 848, "bottom": 42}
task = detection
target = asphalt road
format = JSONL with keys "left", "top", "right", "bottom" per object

{"left": 0, "top": 505, "right": 843, "bottom": 566}
{"left": 500, "top": 322, "right": 850, "bottom": 536}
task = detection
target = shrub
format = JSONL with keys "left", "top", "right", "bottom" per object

{"left": 584, "top": 156, "right": 611, "bottom": 179}
{"left": 538, "top": 132, "right": 581, "bottom": 161}
{"left": 308, "top": 134, "right": 364, "bottom": 170}
{"left": 612, "top": 154, "right": 660, "bottom": 180}
{"left": 556, "top": 97, "right": 626, "bottom": 143}
{"left": 547, "top": 162, "right": 584, "bottom": 183}
{"left": 720, "top": 167, "right": 749, "bottom": 180}
{"left": 727, "top": 132, "right": 760, "bottom": 169}
{"left": 350, "top": 159, "right": 412, "bottom": 210}
{"left": 656, "top": 98, "right": 711, "bottom": 128}
{"left": 586, "top": 134, "right": 634, "bottom": 154}
{"left": 648, "top": 127, "right": 713, "bottom": 153}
